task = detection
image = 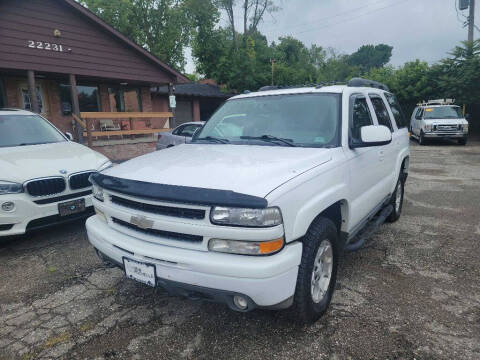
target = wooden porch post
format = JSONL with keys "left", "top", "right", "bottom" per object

{"left": 193, "top": 98, "right": 201, "bottom": 122}
{"left": 27, "top": 70, "right": 40, "bottom": 113}
{"left": 69, "top": 74, "right": 83, "bottom": 143}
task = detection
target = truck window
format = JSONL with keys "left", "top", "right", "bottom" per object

{"left": 350, "top": 96, "right": 373, "bottom": 142}
{"left": 369, "top": 95, "right": 393, "bottom": 131}
{"left": 385, "top": 93, "right": 408, "bottom": 128}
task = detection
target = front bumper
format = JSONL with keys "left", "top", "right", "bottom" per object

{"left": 424, "top": 131, "right": 467, "bottom": 138}
{"left": 86, "top": 215, "right": 302, "bottom": 309}
{"left": 0, "top": 192, "right": 94, "bottom": 236}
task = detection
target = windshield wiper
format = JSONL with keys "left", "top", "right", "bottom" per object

{"left": 195, "top": 136, "right": 230, "bottom": 144}
{"left": 240, "top": 135, "right": 297, "bottom": 147}
{"left": 18, "top": 142, "right": 48, "bottom": 146}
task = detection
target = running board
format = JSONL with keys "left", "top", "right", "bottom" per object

{"left": 344, "top": 205, "right": 393, "bottom": 252}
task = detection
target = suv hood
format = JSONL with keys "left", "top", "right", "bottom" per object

{"left": 0, "top": 142, "right": 109, "bottom": 183}
{"left": 103, "top": 144, "right": 332, "bottom": 198}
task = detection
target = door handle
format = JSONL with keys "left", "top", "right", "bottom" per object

{"left": 379, "top": 150, "right": 385, "bottom": 161}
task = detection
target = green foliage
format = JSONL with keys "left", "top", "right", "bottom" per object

{"left": 348, "top": 44, "right": 393, "bottom": 72}
{"left": 80, "top": 0, "right": 191, "bottom": 71}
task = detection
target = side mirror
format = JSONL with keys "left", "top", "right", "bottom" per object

{"left": 350, "top": 125, "right": 392, "bottom": 148}
{"left": 65, "top": 132, "right": 73, "bottom": 141}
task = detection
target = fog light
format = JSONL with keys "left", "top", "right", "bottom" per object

{"left": 233, "top": 295, "right": 248, "bottom": 310}
{"left": 1, "top": 201, "right": 15, "bottom": 212}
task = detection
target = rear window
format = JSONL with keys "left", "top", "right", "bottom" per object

{"left": 385, "top": 93, "right": 408, "bottom": 128}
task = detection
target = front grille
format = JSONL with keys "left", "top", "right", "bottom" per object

{"left": 435, "top": 125, "right": 458, "bottom": 132}
{"left": 110, "top": 195, "right": 205, "bottom": 220}
{"left": 112, "top": 217, "right": 203, "bottom": 243}
{"left": 26, "top": 177, "right": 66, "bottom": 197}
{"left": 69, "top": 172, "right": 95, "bottom": 190}
{"left": 34, "top": 190, "right": 92, "bottom": 205}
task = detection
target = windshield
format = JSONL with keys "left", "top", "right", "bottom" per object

{"left": 0, "top": 115, "right": 66, "bottom": 148}
{"left": 424, "top": 106, "right": 463, "bottom": 119}
{"left": 194, "top": 93, "right": 341, "bottom": 147}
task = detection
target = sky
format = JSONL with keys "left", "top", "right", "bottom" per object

{"left": 185, "top": 0, "right": 479, "bottom": 73}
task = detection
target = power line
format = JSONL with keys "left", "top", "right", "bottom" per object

{"left": 282, "top": 0, "right": 413, "bottom": 37}
{"left": 261, "top": 0, "right": 396, "bottom": 33}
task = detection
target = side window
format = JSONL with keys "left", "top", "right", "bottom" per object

{"left": 172, "top": 125, "right": 185, "bottom": 135}
{"left": 369, "top": 95, "right": 393, "bottom": 131}
{"left": 350, "top": 95, "right": 373, "bottom": 142}
{"left": 385, "top": 93, "right": 408, "bottom": 128}
{"left": 416, "top": 108, "right": 424, "bottom": 120}
{"left": 178, "top": 124, "right": 201, "bottom": 137}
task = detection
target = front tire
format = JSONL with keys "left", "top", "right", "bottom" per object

{"left": 419, "top": 131, "right": 426, "bottom": 145}
{"left": 386, "top": 176, "right": 404, "bottom": 223}
{"left": 291, "top": 217, "right": 339, "bottom": 323}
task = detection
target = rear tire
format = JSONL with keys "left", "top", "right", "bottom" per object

{"left": 458, "top": 137, "right": 467, "bottom": 146}
{"left": 386, "top": 176, "right": 404, "bottom": 223}
{"left": 290, "top": 217, "right": 339, "bottom": 324}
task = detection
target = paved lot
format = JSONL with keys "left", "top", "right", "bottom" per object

{"left": 1, "top": 139, "right": 480, "bottom": 360}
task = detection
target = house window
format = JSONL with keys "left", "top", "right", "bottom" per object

{"left": 108, "top": 87, "right": 142, "bottom": 112}
{"left": 59, "top": 84, "right": 100, "bottom": 114}
{"left": 21, "top": 86, "right": 43, "bottom": 113}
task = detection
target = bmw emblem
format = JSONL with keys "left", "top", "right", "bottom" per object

{"left": 59, "top": 169, "right": 67, "bottom": 175}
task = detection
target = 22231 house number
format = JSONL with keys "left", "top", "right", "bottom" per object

{"left": 27, "top": 40, "right": 69, "bottom": 52}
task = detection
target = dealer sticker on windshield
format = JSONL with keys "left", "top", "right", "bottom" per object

{"left": 123, "top": 258, "right": 156, "bottom": 287}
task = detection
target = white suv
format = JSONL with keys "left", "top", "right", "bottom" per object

{"left": 0, "top": 109, "right": 111, "bottom": 237}
{"left": 410, "top": 100, "right": 469, "bottom": 145}
{"left": 86, "top": 78, "right": 409, "bottom": 323}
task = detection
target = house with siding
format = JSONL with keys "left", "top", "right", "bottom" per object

{"left": 0, "top": 0, "right": 192, "bottom": 160}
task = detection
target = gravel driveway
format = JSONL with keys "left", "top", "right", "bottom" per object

{"left": 1, "top": 139, "right": 479, "bottom": 360}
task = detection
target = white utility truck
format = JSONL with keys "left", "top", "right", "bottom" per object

{"left": 410, "top": 99, "right": 469, "bottom": 145}
{"left": 86, "top": 78, "right": 410, "bottom": 323}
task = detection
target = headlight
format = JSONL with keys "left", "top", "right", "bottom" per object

{"left": 424, "top": 124, "right": 432, "bottom": 131}
{"left": 208, "top": 237, "right": 285, "bottom": 255}
{"left": 97, "top": 161, "right": 113, "bottom": 172}
{"left": 210, "top": 207, "right": 283, "bottom": 227}
{"left": 92, "top": 183, "right": 104, "bottom": 202}
{"left": 0, "top": 181, "right": 23, "bottom": 195}
{"left": 463, "top": 124, "right": 469, "bottom": 133}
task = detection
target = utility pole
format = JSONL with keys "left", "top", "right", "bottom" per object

{"left": 468, "top": 0, "right": 475, "bottom": 42}
{"left": 270, "top": 59, "right": 275, "bottom": 85}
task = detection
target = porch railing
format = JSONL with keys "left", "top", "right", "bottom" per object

{"left": 73, "top": 112, "right": 172, "bottom": 147}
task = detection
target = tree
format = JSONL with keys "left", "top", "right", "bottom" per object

{"left": 348, "top": 44, "right": 393, "bottom": 73}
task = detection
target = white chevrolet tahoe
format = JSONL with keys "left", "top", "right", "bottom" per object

{"left": 86, "top": 78, "right": 410, "bottom": 323}
{"left": 410, "top": 99, "right": 469, "bottom": 145}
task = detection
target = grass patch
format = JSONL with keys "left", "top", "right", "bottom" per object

{"left": 80, "top": 322, "right": 95, "bottom": 332}
{"left": 44, "top": 332, "right": 71, "bottom": 348}
{"left": 47, "top": 266, "right": 58, "bottom": 273}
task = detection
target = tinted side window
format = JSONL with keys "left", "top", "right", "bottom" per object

{"left": 350, "top": 96, "right": 373, "bottom": 142}
{"left": 172, "top": 125, "right": 185, "bottom": 135}
{"left": 385, "top": 93, "right": 408, "bottom": 128}
{"left": 370, "top": 95, "right": 393, "bottom": 131}
{"left": 179, "top": 124, "right": 201, "bottom": 137}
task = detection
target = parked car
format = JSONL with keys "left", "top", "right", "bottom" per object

{"left": 156, "top": 121, "right": 205, "bottom": 150}
{"left": 0, "top": 109, "right": 111, "bottom": 237}
{"left": 410, "top": 99, "right": 469, "bottom": 145}
{"left": 86, "top": 78, "right": 409, "bottom": 323}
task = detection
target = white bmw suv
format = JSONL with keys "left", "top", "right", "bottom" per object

{"left": 0, "top": 109, "right": 111, "bottom": 237}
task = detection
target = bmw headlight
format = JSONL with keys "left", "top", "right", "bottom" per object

{"left": 97, "top": 160, "right": 113, "bottom": 172}
{"left": 210, "top": 207, "right": 283, "bottom": 227}
{"left": 0, "top": 181, "right": 24, "bottom": 195}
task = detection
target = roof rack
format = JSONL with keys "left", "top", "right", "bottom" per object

{"left": 417, "top": 99, "right": 456, "bottom": 106}
{"left": 347, "top": 78, "right": 389, "bottom": 91}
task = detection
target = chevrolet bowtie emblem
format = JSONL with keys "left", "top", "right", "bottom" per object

{"left": 130, "top": 215, "right": 153, "bottom": 229}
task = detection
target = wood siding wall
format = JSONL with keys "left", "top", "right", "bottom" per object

{"left": 0, "top": 0, "right": 174, "bottom": 84}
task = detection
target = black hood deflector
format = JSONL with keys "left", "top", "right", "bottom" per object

{"left": 90, "top": 173, "right": 268, "bottom": 209}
